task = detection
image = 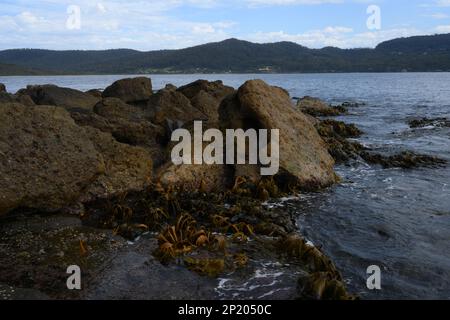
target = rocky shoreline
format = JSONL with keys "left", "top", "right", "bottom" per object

{"left": 0, "top": 78, "right": 446, "bottom": 300}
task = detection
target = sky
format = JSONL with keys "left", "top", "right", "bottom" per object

{"left": 1, "top": 0, "right": 450, "bottom": 50}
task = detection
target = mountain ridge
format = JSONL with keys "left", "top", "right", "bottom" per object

{"left": 1, "top": 34, "right": 450, "bottom": 75}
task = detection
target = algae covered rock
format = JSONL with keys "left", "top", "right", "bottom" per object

{"left": 297, "top": 96, "right": 346, "bottom": 117}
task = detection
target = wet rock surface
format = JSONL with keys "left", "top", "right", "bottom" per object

{"left": 360, "top": 151, "right": 447, "bottom": 169}
{"left": 1, "top": 77, "right": 400, "bottom": 301}
{"left": 314, "top": 116, "right": 447, "bottom": 169}
{"left": 297, "top": 96, "right": 347, "bottom": 117}
{"left": 315, "top": 119, "right": 365, "bottom": 163}
{"left": 408, "top": 117, "right": 450, "bottom": 128}
{"left": 0, "top": 212, "right": 127, "bottom": 299}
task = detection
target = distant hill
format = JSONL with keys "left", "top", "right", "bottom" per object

{"left": 0, "top": 63, "right": 51, "bottom": 76}
{"left": 1, "top": 34, "right": 450, "bottom": 75}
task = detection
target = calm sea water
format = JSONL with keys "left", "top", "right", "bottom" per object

{"left": 1, "top": 73, "right": 450, "bottom": 299}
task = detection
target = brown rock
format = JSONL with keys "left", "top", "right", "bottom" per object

{"left": 86, "top": 89, "right": 103, "bottom": 98}
{"left": 0, "top": 91, "right": 35, "bottom": 106}
{"left": 221, "top": 80, "right": 337, "bottom": 190}
{"left": 297, "top": 96, "right": 346, "bottom": 117}
{"left": 0, "top": 92, "right": 15, "bottom": 104}
{"left": 178, "top": 80, "right": 235, "bottom": 123}
{"left": 0, "top": 103, "right": 102, "bottom": 215}
{"left": 103, "top": 77, "right": 152, "bottom": 103}
{"left": 361, "top": 151, "right": 447, "bottom": 169}
{"left": 157, "top": 121, "right": 233, "bottom": 192}
{"left": 14, "top": 93, "right": 35, "bottom": 106}
{"left": 93, "top": 97, "right": 147, "bottom": 121}
{"left": 0, "top": 103, "right": 152, "bottom": 216}
{"left": 73, "top": 98, "right": 166, "bottom": 166}
{"left": 146, "top": 89, "right": 207, "bottom": 128}
{"left": 80, "top": 126, "right": 153, "bottom": 202}
{"left": 18, "top": 84, "right": 100, "bottom": 111}
{"left": 157, "top": 163, "right": 232, "bottom": 193}
{"left": 165, "top": 84, "right": 177, "bottom": 91}
{"left": 0, "top": 83, "right": 6, "bottom": 93}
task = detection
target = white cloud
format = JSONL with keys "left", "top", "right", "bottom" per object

{"left": 246, "top": 26, "right": 423, "bottom": 48}
{"left": 436, "top": 25, "right": 450, "bottom": 32}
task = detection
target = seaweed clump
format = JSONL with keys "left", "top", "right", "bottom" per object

{"left": 277, "top": 235, "right": 357, "bottom": 300}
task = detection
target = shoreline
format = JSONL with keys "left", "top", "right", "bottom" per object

{"left": 0, "top": 77, "right": 448, "bottom": 300}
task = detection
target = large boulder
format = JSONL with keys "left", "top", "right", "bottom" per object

{"left": 178, "top": 80, "right": 235, "bottom": 123}
{"left": 0, "top": 103, "right": 152, "bottom": 216}
{"left": 146, "top": 89, "right": 207, "bottom": 131}
{"left": 72, "top": 98, "right": 166, "bottom": 167}
{"left": 157, "top": 122, "right": 233, "bottom": 192}
{"left": 0, "top": 91, "right": 35, "bottom": 106}
{"left": 18, "top": 85, "right": 100, "bottom": 111}
{"left": 0, "top": 83, "right": 6, "bottom": 93}
{"left": 103, "top": 77, "right": 152, "bottom": 103}
{"left": 80, "top": 126, "right": 153, "bottom": 202}
{"left": 93, "top": 97, "right": 148, "bottom": 121}
{"left": 221, "top": 80, "right": 337, "bottom": 190}
{"left": 0, "top": 92, "right": 15, "bottom": 104}
{"left": 86, "top": 89, "right": 103, "bottom": 98}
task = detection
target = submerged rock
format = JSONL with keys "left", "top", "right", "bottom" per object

{"left": 0, "top": 213, "right": 128, "bottom": 299}
{"left": 298, "top": 272, "right": 354, "bottom": 300}
{"left": 408, "top": 117, "right": 450, "bottom": 128}
{"left": 18, "top": 84, "right": 100, "bottom": 111}
{"left": 317, "top": 119, "right": 363, "bottom": 139}
{"left": 361, "top": 151, "right": 447, "bottom": 169}
{"left": 102, "top": 77, "right": 153, "bottom": 104}
{"left": 297, "top": 96, "right": 347, "bottom": 117}
{"left": 315, "top": 119, "right": 365, "bottom": 163}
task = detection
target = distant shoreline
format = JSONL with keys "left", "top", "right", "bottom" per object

{"left": 2, "top": 34, "right": 450, "bottom": 76}
{"left": 3, "top": 71, "right": 450, "bottom": 77}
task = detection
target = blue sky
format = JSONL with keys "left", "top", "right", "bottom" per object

{"left": 1, "top": 0, "right": 450, "bottom": 50}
